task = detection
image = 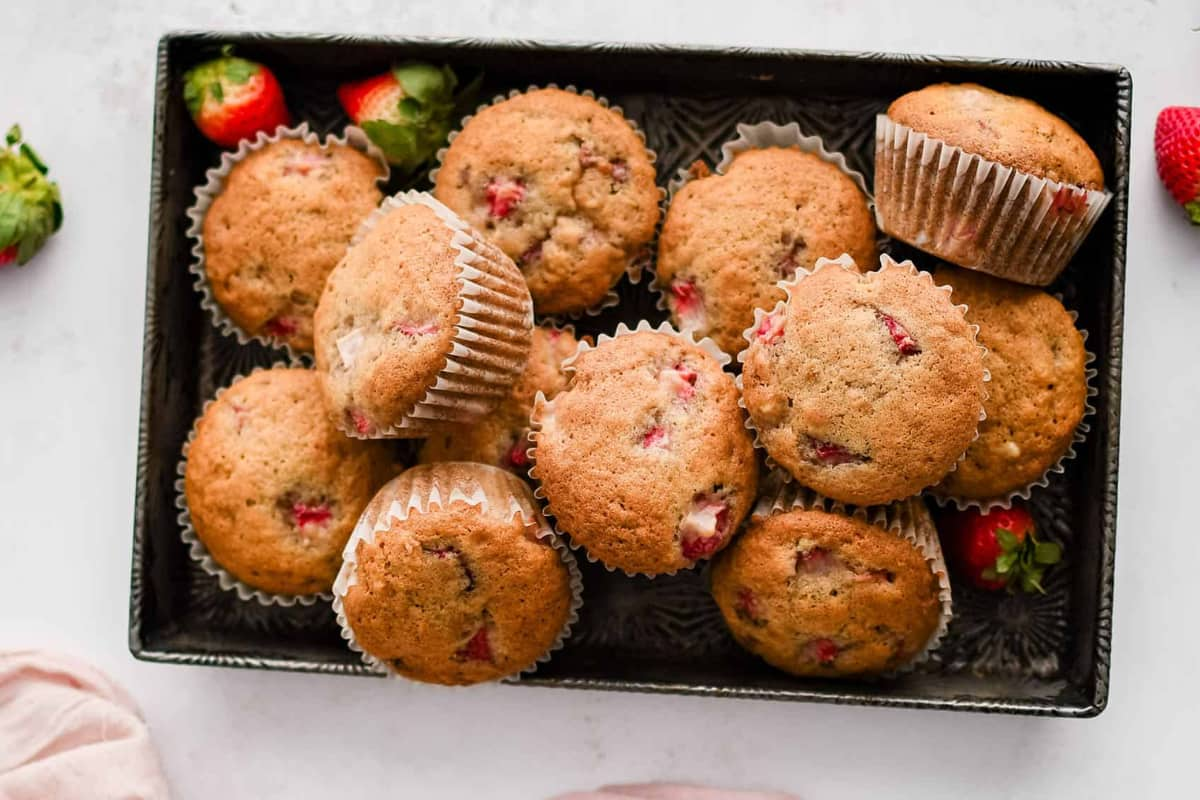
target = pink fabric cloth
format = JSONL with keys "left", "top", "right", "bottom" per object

{"left": 554, "top": 785, "right": 800, "bottom": 799}
{"left": 0, "top": 651, "right": 169, "bottom": 800}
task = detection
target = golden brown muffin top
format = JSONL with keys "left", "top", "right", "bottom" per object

{"left": 434, "top": 88, "right": 660, "bottom": 315}
{"left": 711, "top": 502, "right": 941, "bottom": 677}
{"left": 533, "top": 330, "right": 758, "bottom": 575}
{"left": 740, "top": 257, "right": 986, "bottom": 506}
{"left": 933, "top": 266, "right": 1089, "bottom": 500}
{"left": 658, "top": 147, "right": 876, "bottom": 356}
{"left": 203, "top": 138, "right": 385, "bottom": 352}
{"left": 887, "top": 83, "right": 1104, "bottom": 189}
{"left": 183, "top": 368, "right": 394, "bottom": 596}
{"left": 340, "top": 463, "right": 573, "bottom": 685}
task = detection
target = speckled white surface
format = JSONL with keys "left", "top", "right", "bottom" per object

{"left": 1, "top": 1, "right": 1197, "bottom": 797}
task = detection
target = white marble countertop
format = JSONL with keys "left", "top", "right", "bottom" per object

{"left": 2, "top": 1, "right": 1196, "bottom": 797}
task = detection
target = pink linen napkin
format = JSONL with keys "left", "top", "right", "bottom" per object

{"left": 0, "top": 650, "right": 169, "bottom": 800}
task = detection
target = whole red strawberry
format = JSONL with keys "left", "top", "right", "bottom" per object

{"left": 939, "top": 505, "right": 1062, "bottom": 593}
{"left": 1155, "top": 106, "right": 1200, "bottom": 225}
{"left": 183, "top": 47, "right": 290, "bottom": 148}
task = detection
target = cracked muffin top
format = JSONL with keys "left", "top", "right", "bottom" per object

{"left": 313, "top": 201, "right": 532, "bottom": 439}
{"left": 433, "top": 88, "right": 660, "bottom": 315}
{"left": 182, "top": 368, "right": 395, "bottom": 597}
{"left": 932, "top": 265, "right": 1088, "bottom": 502}
{"left": 711, "top": 496, "right": 942, "bottom": 677}
{"left": 532, "top": 329, "right": 758, "bottom": 575}
{"left": 740, "top": 257, "right": 986, "bottom": 506}
{"left": 657, "top": 147, "right": 876, "bottom": 356}
{"left": 419, "top": 324, "right": 579, "bottom": 473}
{"left": 887, "top": 83, "right": 1104, "bottom": 190}
{"left": 339, "top": 463, "right": 574, "bottom": 685}
{"left": 202, "top": 138, "right": 385, "bottom": 352}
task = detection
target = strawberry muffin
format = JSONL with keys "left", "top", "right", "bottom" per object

{"left": 740, "top": 255, "right": 986, "bottom": 507}
{"left": 313, "top": 193, "right": 533, "bottom": 439}
{"left": 531, "top": 324, "right": 759, "bottom": 575}
{"left": 932, "top": 265, "right": 1090, "bottom": 504}
{"left": 181, "top": 368, "right": 394, "bottom": 598}
{"left": 711, "top": 487, "right": 948, "bottom": 677}
{"left": 433, "top": 88, "right": 660, "bottom": 315}
{"left": 334, "top": 463, "right": 579, "bottom": 685}
{"left": 658, "top": 147, "right": 876, "bottom": 355}
{"left": 195, "top": 130, "right": 386, "bottom": 352}
{"left": 419, "top": 324, "right": 578, "bottom": 473}
{"left": 875, "top": 83, "right": 1110, "bottom": 285}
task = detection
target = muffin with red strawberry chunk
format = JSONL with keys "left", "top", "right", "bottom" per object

{"left": 657, "top": 147, "right": 876, "bottom": 356}
{"left": 531, "top": 324, "right": 758, "bottom": 575}
{"left": 313, "top": 192, "right": 533, "bottom": 439}
{"left": 334, "top": 463, "right": 579, "bottom": 685}
{"left": 711, "top": 486, "right": 949, "bottom": 677}
{"left": 181, "top": 368, "right": 394, "bottom": 599}
{"left": 739, "top": 255, "right": 986, "bottom": 507}
{"left": 433, "top": 88, "right": 660, "bottom": 316}
{"left": 419, "top": 324, "right": 578, "bottom": 472}
{"left": 932, "top": 265, "right": 1090, "bottom": 505}
{"left": 876, "top": 83, "right": 1110, "bottom": 285}
{"left": 194, "top": 130, "right": 386, "bottom": 353}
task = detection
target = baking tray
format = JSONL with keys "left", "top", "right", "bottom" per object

{"left": 131, "top": 32, "right": 1128, "bottom": 716}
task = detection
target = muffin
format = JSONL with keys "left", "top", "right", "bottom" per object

{"left": 739, "top": 255, "right": 986, "bottom": 506}
{"left": 711, "top": 487, "right": 948, "bottom": 677}
{"left": 932, "top": 265, "right": 1090, "bottom": 503}
{"left": 433, "top": 88, "right": 660, "bottom": 315}
{"left": 334, "top": 462, "right": 579, "bottom": 685}
{"left": 181, "top": 368, "right": 394, "bottom": 598}
{"left": 658, "top": 146, "right": 876, "bottom": 355}
{"left": 875, "top": 83, "right": 1110, "bottom": 286}
{"left": 193, "top": 128, "right": 386, "bottom": 352}
{"left": 419, "top": 324, "right": 578, "bottom": 472}
{"left": 313, "top": 192, "right": 533, "bottom": 439}
{"left": 531, "top": 324, "right": 759, "bottom": 575}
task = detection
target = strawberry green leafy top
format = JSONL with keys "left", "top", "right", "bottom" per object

{"left": 0, "top": 125, "right": 63, "bottom": 266}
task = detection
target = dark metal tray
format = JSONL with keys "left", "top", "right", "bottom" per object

{"left": 131, "top": 32, "right": 1128, "bottom": 716}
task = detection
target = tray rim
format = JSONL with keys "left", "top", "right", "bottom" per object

{"left": 130, "top": 30, "right": 1129, "bottom": 718}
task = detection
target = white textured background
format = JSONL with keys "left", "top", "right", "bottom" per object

{"left": 1, "top": 1, "right": 1196, "bottom": 797}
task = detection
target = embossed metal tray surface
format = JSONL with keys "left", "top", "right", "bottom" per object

{"left": 132, "top": 32, "right": 1128, "bottom": 716}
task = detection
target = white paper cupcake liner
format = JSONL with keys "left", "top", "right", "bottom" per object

{"left": 751, "top": 479, "right": 954, "bottom": 673}
{"left": 185, "top": 123, "right": 391, "bottom": 360}
{"left": 931, "top": 303, "right": 1098, "bottom": 511}
{"left": 735, "top": 253, "right": 990, "bottom": 498}
{"left": 430, "top": 84, "right": 665, "bottom": 321}
{"left": 174, "top": 363, "right": 325, "bottom": 607}
{"left": 651, "top": 120, "right": 882, "bottom": 350}
{"left": 528, "top": 319, "right": 739, "bottom": 578}
{"left": 874, "top": 115, "right": 1111, "bottom": 286}
{"left": 330, "top": 190, "right": 534, "bottom": 440}
{"left": 331, "top": 463, "right": 583, "bottom": 682}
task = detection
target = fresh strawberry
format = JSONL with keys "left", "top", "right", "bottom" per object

{"left": 183, "top": 47, "right": 290, "bottom": 148}
{"left": 1154, "top": 106, "right": 1200, "bottom": 225}
{"left": 338, "top": 62, "right": 470, "bottom": 172}
{"left": 939, "top": 505, "right": 1062, "bottom": 593}
{"left": 0, "top": 125, "right": 63, "bottom": 267}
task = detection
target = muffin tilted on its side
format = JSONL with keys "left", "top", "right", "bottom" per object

{"left": 434, "top": 87, "right": 661, "bottom": 316}
{"left": 419, "top": 324, "right": 579, "bottom": 473}
{"left": 932, "top": 265, "right": 1091, "bottom": 506}
{"left": 531, "top": 323, "right": 759, "bottom": 576}
{"left": 739, "top": 254, "right": 987, "bottom": 507}
{"left": 181, "top": 368, "right": 395, "bottom": 600}
{"left": 658, "top": 144, "right": 876, "bottom": 356}
{"left": 313, "top": 192, "right": 533, "bottom": 439}
{"left": 191, "top": 128, "right": 387, "bottom": 352}
{"left": 875, "top": 83, "right": 1110, "bottom": 286}
{"left": 711, "top": 484, "right": 950, "bottom": 678}
{"left": 334, "top": 463, "right": 580, "bottom": 685}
